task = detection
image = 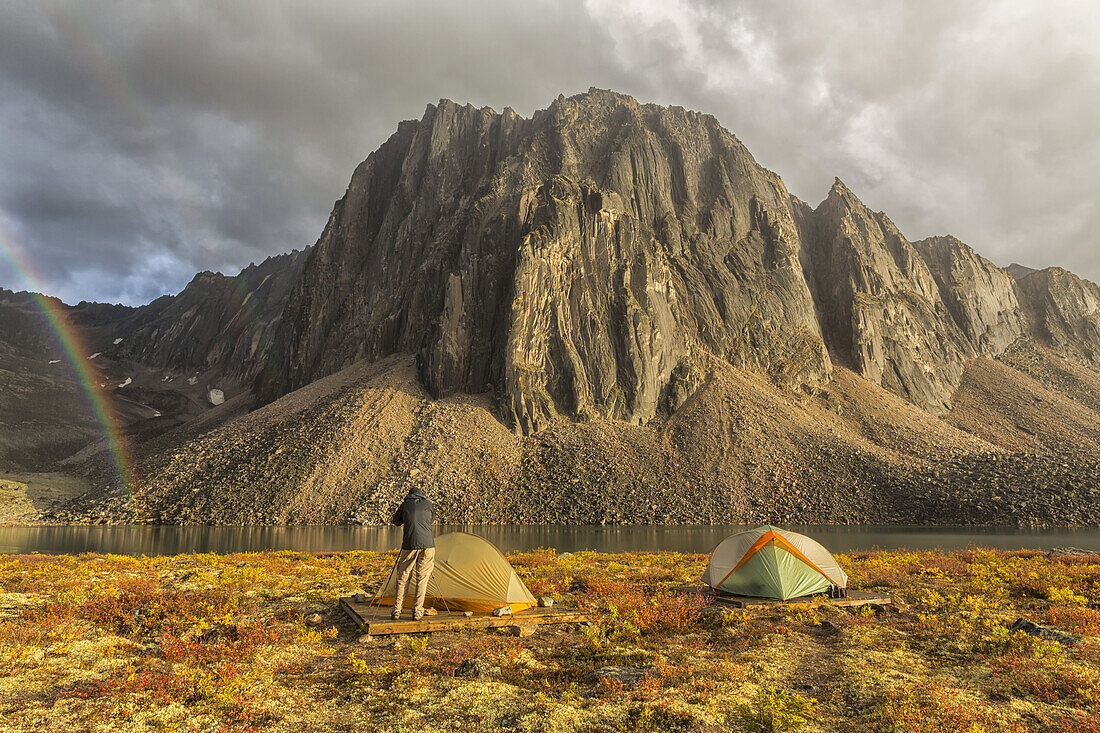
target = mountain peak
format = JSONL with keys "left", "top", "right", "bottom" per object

{"left": 817, "top": 177, "right": 868, "bottom": 217}
{"left": 569, "top": 87, "right": 640, "bottom": 106}
{"left": 828, "top": 177, "right": 855, "bottom": 199}
{"left": 268, "top": 89, "right": 831, "bottom": 430}
{"left": 218, "top": 90, "right": 1100, "bottom": 432}
{"left": 1005, "top": 262, "right": 1038, "bottom": 280}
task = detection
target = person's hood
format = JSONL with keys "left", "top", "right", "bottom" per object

{"left": 407, "top": 488, "right": 428, "bottom": 500}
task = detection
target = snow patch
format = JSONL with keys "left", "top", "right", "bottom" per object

{"left": 151, "top": 409, "right": 162, "bottom": 418}
{"left": 88, "top": 353, "right": 101, "bottom": 360}
{"left": 208, "top": 388, "right": 225, "bottom": 406}
{"left": 48, "top": 359, "right": 61, "bottom": 365}
{"left": 187, "top": 376, "right": 198, "bottom": 385}
{"left": 117, "top": 377, "right": 132, "bottom": 388}
{"left": 113, "top": 338, "right": 123, "bottom": 345}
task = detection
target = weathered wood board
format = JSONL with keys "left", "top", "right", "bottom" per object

{"left": 340, "top": 597, "right": 593, "bottom": 636}
{"left": 673, "top": 586, "right": 893, "bottom": 609}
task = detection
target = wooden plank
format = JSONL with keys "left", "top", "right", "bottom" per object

{"left": 339, "top": 598, "right": 593, "bottom": 636}
{"left": 670, "top": 585, "right": 892, "bottom": 609}
{"left": 712, "top": 589, "right": 893, "bottom": 609}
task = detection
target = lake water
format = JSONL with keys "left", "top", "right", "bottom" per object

{"left": 2, "top": 525, "right": 1099, "bottom": 556}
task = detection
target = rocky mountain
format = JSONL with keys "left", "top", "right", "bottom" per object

{"left": 110, "top": 248, "right": 310, "bottom": 387}
{"left": 268, "top": 90, "right": 1089, "bottom": 427}
{"left": 264, "top": 90, "right": 833, "bottom": 435}
{"left": 0, "top": 249, "right": 308, "bottom": 471}
{"left": 5, "top": 89, "right": 1100, "bottom": 526}
{"left": 1014, "top": 267, "right": 1100, "bottom": 367}
{"left": 1006, "top": 262, "right": 1038, "bottom": 280}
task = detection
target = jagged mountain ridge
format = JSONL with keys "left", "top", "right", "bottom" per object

{"left": 111, "top": 248, "right": 311, "bottom": 386}
{"left": 0, "top": 249, "right": 308, "bottom": 469}
{"left": 266, "top": 88, "right": 1097, "bottom": 429}
{"left": 265, "top": 90, "right": 834, "bottom": 433}
{"left": 1015, "top": 267, "right": 1100, "bottom": 366}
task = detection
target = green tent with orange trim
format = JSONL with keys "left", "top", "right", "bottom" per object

{"left": 702, "top": 526, "right": 848, "bottom": 600}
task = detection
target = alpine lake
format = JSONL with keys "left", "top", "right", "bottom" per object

{"left": 2, "top": 523, "right": 1099, "bottom": 556}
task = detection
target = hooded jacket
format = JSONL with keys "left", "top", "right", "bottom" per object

{"left": 391, "top": 488, "right": 435, "bottom": 550}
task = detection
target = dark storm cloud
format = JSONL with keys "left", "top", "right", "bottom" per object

{"left": 0, "top": 0, "right": 1096, "bottom": 305}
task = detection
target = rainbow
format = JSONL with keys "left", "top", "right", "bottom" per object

{"left": 0, "top": 220, "right": 139, "bottom": 505}
{"left": 0, "top": 7, "right": 216, "bottom": 513}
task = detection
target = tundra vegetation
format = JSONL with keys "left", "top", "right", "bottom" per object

{"left": 1, "top": 548, "right": 1099, "bottom": 731}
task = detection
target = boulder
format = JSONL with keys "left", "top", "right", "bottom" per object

{"left": 1009, "top": 618, "right": 1078, "bottom": 645}
{"left": 455, "top": 658, "right": 499, "bottom": 679}
{"left": 593, "top": 666, "right": 652, "bottom": 688}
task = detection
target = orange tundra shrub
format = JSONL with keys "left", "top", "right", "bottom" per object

{"left": 76, "top": 582, "right": 242, "bottom": 637}
{"left": 1041, "top": 606, "right": 1100, "bottom": 636}
{"left": 581, "top": 577, "right": 706, "bottom": 633}
{"left": 1055, "top": 712, "right": 1100, "bottom": 733}
{"left": 992, "top": 652, "right": 1100, "bottom": 705}
{"left": 877, "top": 683, "right": 1029, "bottom": 733}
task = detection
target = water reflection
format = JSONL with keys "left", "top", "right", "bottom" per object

{"left": 1, "top": 524, "right": 1099, "bottom": 556}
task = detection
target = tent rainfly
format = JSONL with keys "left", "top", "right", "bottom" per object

{"left": 702, "top": 525, "right": 848, "bottom": 601}
{"left": 374, "top": 532, "right": 537, "bottom": 613}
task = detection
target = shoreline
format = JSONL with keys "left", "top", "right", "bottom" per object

{"left": 5, "top": 518, "right": 1100, "bottom": 528}
{"left": 4, "top": 525, "right": 1100, "bottom": 559}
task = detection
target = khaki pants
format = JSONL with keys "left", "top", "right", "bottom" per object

{"left": 392, "top": 548, "right": 435, "bottom": 615}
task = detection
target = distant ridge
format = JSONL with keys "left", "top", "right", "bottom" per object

{"left": 1006, "top": 262, "right": 1039, "bottom": 280}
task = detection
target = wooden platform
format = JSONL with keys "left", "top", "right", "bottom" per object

{"left": 339, "top": 597, "right": 593, "bottom": 636}
{"left": 674, "top": 586, "right": 892, "bottom": 609}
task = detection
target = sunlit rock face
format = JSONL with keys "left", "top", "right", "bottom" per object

{"left": 912, "top": 235, "right": 1026, "bottom": 357}
{"left": 796, "top": 182, "right": 1031, "bottom": 414}
{"left": 269, "top": 89, "right": 831, "bottom": 433}
{"left": 261, "top": 88, "right": 1099, "bottom": 431}
{"left": 1014, "top": 267, "right": 1100, "bottom": 367}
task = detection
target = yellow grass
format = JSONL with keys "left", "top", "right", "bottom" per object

{"left": 0, "top": 548, "right": 1099, "bottom": 731}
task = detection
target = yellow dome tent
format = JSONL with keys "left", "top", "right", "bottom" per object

{"left": 702, "top": 526, "right": 848, "bottom": 600}
{"left": 373, "top": 532, "right": 537, "bottom": 613}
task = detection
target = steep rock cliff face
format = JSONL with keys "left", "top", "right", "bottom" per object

{"left": 272, "top": 90, "right": 1100, "bottom": 426}
{"left": 913, "top": 235, "right": 1026, "bottom": 355}
{"left": 799, "top": 180, "right": 978, "bottom": 412}
{"left": 1015, "top": 267, "right": 1100, "bottom": 367}
{"left": 272, "top": 89, "right": 830, "bottom": 433}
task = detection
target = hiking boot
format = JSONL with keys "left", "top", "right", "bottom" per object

{"left": 413, "top": 611, "right": 424, "bottom": 621}
{"left": 390, "top": 609, "right": 401, "bottom": 620}
{"left": 424, "top": 608, "right": 438, "bottom": 616}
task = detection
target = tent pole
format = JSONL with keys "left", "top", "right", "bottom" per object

{"left": 367, "top": 549, "right": 402, "bottom": 622}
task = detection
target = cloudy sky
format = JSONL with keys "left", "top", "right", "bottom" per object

{"left": 1, "top": 0, "right": 1097, "bottom": 305}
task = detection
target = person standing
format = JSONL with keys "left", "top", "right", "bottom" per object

{"left": 390, "top": 486, "right": 436, "bottom": 620}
